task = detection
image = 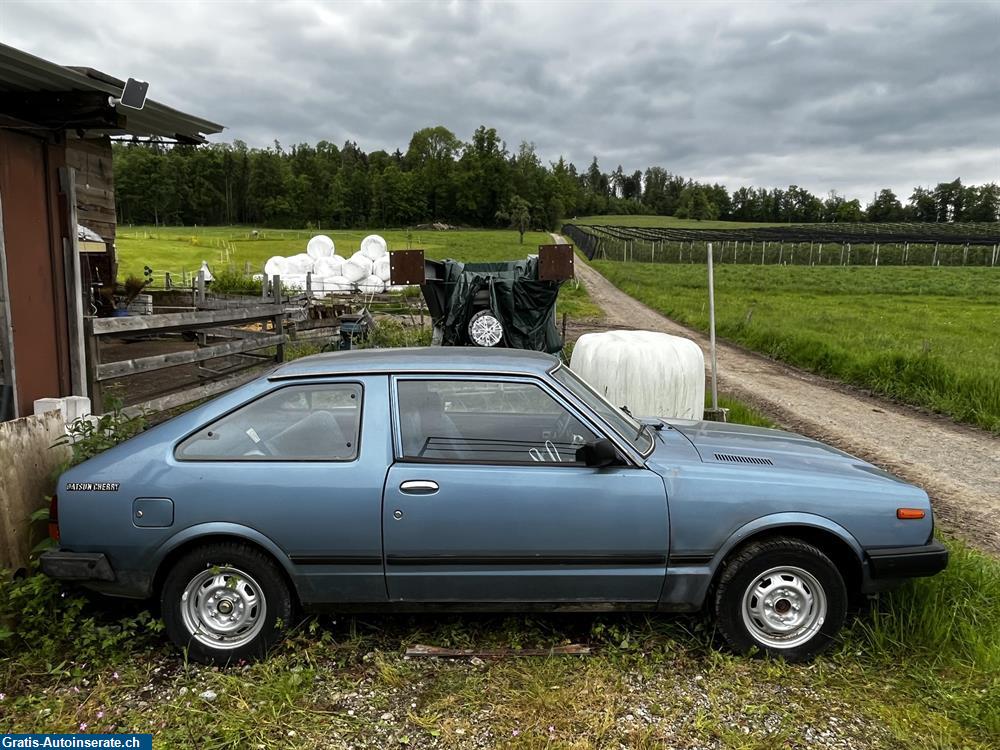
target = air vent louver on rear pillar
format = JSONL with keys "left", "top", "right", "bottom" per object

{"left": 714, "top": 453, "right": 774, "bottom": 466}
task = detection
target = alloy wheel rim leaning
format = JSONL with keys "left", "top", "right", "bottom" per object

{"left": 740, "top": 565, "right": 827, "bottom": 649}
{"left": 469, "top": 312, "right": 503, "bottom": 347}
{"left": 180, "top": 565, "right": 267, "bottom": 650}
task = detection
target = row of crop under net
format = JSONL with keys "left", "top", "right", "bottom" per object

{"left": 563, "top": 223, "right": 1000, "bottom": 267}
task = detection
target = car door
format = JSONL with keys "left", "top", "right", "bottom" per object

{"left": 382, "top": 375, "right": 669, "bottom": 603}
{"left": 170, "top": 375, "right": 390, "bottom": 604}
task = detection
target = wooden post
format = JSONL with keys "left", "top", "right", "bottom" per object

{"left": 903, "top": 242, "right": 909, "bottom": 265}
{"left": 272, "top": 274, "right": 281, "bottom": 303}
{"left": 0, "top": 193, "right": 17, "bottom": 416}
{"left": 274, "top": 311, "right": 285, "bottom": 363}
{"left": 932, "top": 243, "right": 938, "bottom": 266}
{"left": 963, "top": 243, "right": 968, "bottom": 266}
{"left": 58, "top": 167, "right": 87, "bottom": 397}
{"left": 196, "top": 270, "right": 206, "bottom": 306}
{"left": 306, "top": 272, "right": 312, "bottom": 300}
{"left": 778, "top": 242, "right": 783, "bottom": 265}
{"left": 83, "top": 317, "right": 103, "bottom": 414}
{"left": 818, "top": 243, "right": 823, "bottom": 264}
{"left": 165, "top": 271, "right": 172, "bottom": 289}
{"left": 874, "top": 243, "right": 880, "bottom": 266}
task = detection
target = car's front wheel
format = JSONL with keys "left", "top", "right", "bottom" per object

{"left": 713, "top": 537, "right": 847, "bottom": 662}
{"left": 161, "top": 542, "right": 293, "bottom": 664}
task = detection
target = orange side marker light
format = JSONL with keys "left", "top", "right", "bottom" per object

{"left": 896, "top": 508, "right": 926, "bottom": 520}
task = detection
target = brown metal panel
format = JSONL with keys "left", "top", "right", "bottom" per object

{"left": 538, "top": 243, "right": 575, "bottom": 281}
{"left": 389, "top": 249, "right": 426, "bottom": 285}
{"left": 0, "top": 130, "right": 68, "bottom": 416}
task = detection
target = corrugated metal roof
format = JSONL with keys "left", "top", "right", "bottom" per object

{"left": 0, "top": 43, "right": 224, "bottom": 143}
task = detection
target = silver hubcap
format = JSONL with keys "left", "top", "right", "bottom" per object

{"left": 469, "top": 313, "right": 503, "bottom": 346}
{"left": 180, "top": 566, "right": 266, "bottom": 650}
{"left": 741, "top": 565, "right": 827, "bottom": 649}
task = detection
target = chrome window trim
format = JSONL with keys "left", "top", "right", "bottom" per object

{"left": 389, "top": 373, "right": 645, "bottom": 468}
{"left": 547, "top": 362, "right": 655, "bottom": 460}
{"left": 173, "top": 381, "right": 365, "bottom": 463}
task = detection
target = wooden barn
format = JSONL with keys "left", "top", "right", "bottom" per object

{"left": 0, "top": 42, "right": 223, "bottom": 420}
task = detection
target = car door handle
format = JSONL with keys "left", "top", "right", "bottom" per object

{"left": 399, "top": 480, "right": 439, "bottom": 495}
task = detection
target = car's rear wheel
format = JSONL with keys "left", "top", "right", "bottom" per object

{"left": 161, "top": 542, "right": 292, "bottom": 664}
{"left": 713, "top": 537, "right": 846, "bottom": 662}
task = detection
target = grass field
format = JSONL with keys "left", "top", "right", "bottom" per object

{"left": 592, "top": 262, "right": 1000, "bottom": 432}
{"left": 116, "top": 226, "right": 601, "bottom": 319}
{"left": 2, "top": 395, "right": 997, "bottom": 749}
{"left": 569, "top": 215, "right": 788, "bottom": 229}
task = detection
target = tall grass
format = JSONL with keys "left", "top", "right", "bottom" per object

{"left": 595, "top": 263, "right": 1000, "bottom": 432}
{"left": 854, "top": 539, "right": 1000, "bottom": 739}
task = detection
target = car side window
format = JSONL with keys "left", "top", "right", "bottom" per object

{"left": 396, "top": 379, "right": 597, "bottom": 464}
{"left": 176, "top": 383, "right": 362, "bottom": 461}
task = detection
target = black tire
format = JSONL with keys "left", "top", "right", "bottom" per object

{"left": 161, "top": 542, "right": 293, "bottom": 665}
{"left": 713, "top": 537, "right": 847, "bottom": 662}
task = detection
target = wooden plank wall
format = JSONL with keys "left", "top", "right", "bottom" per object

{"left": 65, "top": 136, "right": 115, "bottom": 242}
{"left": 66, "top": 136, "right": 116, "bottom": 285}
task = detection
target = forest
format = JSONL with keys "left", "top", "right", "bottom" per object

{"left": 112, "top": 125, "right": 1000, "bottom": 229}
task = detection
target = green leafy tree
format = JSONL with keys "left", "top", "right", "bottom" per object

{"left": 496, "top": 196, "right": 532, "bottom": 243}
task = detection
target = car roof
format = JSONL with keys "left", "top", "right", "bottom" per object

{"left": 270, "top": 347, "right": 560, "bottom": 380}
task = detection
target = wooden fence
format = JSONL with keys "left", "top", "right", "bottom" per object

{"left": 85, "top": 304, "right": 286, "bottom": 415}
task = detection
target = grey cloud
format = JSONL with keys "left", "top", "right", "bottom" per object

{"left": 2, "top": 0, "right": 998, "bottom": 200}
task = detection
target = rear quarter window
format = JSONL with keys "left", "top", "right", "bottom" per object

{"left": 175, "top": 383, "right": 362, "bottom": 461}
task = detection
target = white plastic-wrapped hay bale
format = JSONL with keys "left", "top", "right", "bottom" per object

{"left": 285, "top": 253, "right": 315, "bottom": 274}
{"left": 306, "top": 234, "right": 335, "bottom": 258}
{"left": 358, "top": 274, "right": 385, "bottom": 294}
{"left": 360, "top": 234, "right": 388, "bottom": 261}
{"left": 341, "top": 256, "right": 369, "bottom": 283}
{"left": 280, "top": 273, "right": 308, "bottom": 290}
{"left": 264, "top": 256, "right": 288, "bottom": 276}
{"left": 373, "top": 257, "right": 391, "bottom": 282}
{"left": 313, "top": 255, "right": 344, "bottom": 278}
{"left": 322, "top": 275, "right": 355, "bottom": 294}
{"left": 570, "top": 330, "right": 705, "bottom": 420}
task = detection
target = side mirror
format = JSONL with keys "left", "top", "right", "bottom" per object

{"left": 576, "top": 439, "right": 621, "bottom": 468}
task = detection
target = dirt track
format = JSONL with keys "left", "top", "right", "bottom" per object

{"left": 558, "top": 236, "right": 1000, "bottom": 556}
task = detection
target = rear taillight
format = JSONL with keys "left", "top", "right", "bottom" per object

{"left": 48, "top": 494, "right": 60, "bottom": 542}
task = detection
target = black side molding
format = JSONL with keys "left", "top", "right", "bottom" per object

{"left": 39, "top": 550, "right": 115, "bottom": 582}
{"left": 385, "top": 554, "right": 667, "bottom": 566}
{"left": 290, "top": 555, "right": 382, "bottom": 566}
{"left": 867, "top": 540, "right": 948, "bottom": 579}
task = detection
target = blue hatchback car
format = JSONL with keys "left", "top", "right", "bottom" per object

{"left": 41, "top": 348, "right": 947, "bottom": 663}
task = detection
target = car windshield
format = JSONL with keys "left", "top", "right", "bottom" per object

{"left": 551, "top": 365, "right": 654, "bottom": 455}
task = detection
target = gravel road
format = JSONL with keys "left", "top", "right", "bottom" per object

{"left": 558, "top": 235, "right": 1000, "bottom": 556}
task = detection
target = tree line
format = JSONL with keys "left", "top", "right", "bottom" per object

{"left": 113, "top": 125, "right": 1000, "bottom": 229}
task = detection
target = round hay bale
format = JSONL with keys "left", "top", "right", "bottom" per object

{"left": 307, "top": 234, "right": 335, "bottom": 258}
{"left": 358, "top": 274, "right": 385, "bottom": 294}
{"left": 263, "top": 256, "right": 288, "bottom": 276}
{"left": 313, "top": 255, "right": 344, "bottom": 277}
{"left": 360, "top": 234, "right": 388, "bottom": 261}
{"left": 570, "top": 330, "right": 705, "bottom": 420}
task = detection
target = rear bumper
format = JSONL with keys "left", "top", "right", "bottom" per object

{"left": 39, "top": 549, "right": 115, "bottom": 582}
{"left": 866, "top": 540, "right": 948, "bottom": 580}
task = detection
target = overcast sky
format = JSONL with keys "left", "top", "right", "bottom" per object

{"left": 3, "top": 0, "right": 998, "bottom": 201}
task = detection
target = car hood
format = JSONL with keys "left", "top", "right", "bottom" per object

{"left": 659, "top": 418, "right": 914, "bottom": 487}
